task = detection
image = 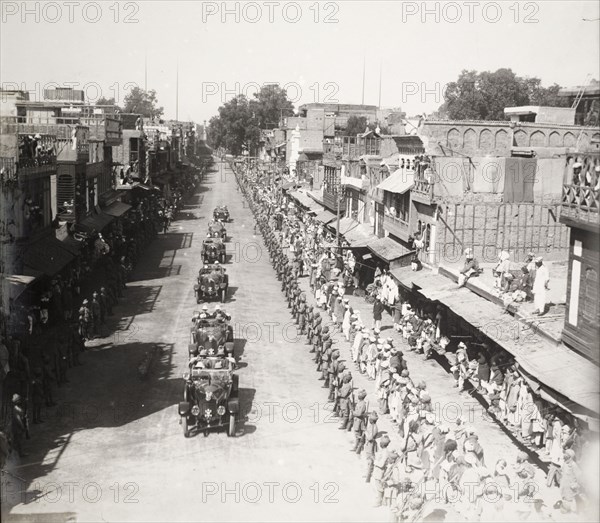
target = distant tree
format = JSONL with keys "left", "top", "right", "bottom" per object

{"left": 122, "top": 87, "right": 164, "bottom": 118}
{"left": 252, "top": 84, "right": 294, "bottom": 129}
{"left": 438, "top": 69, "right": 568, "bottom": 120}
{"left": 344, "top": 115, "right": 387, "bottom": 136}
{"left": 208, "top": 85, "right": 295, "bottom": 155}
{"left": 345, "top": 116, "right": 368, "bottom": 136}
{"left": 96, "top": 96, "right": 116, "bottom": 106}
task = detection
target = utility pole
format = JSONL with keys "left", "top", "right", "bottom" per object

{"left": 176, "top": 61, "right": 179, "bottom": 121}
{"left": 361, "top": 56, "right": 366, "bottom": 105}
{"left": 378, "top": 61, "right": 382, "bottom": 109}
{"left": 144, "top": 51, "right": 148, "bottom": 91}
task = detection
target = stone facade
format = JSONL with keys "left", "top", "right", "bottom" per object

{"left": 419, "top": 120, "right": 600, "bottom": 157}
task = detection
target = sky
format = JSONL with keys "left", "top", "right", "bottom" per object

{"left": 1, "top": 0, "right": 599, "bottom": 123}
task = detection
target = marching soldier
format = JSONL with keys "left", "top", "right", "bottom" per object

{"left": 372, "top": 435, "right": 393, "bottom": 507}
{"left": 303, "top": 304, "right": 313, "bottom": 337}
{"left": 352, "top": 390, "right": 369, "bottom": 453}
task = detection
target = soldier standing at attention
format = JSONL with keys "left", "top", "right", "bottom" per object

{"left": 352, "top": 390, "right": 368, "bottom": 453}
{"left": 364, "top": 411, "right": 380, "bottom": 482}
{"left": 337, "top": 372, "right": 354, "bottom": 430}
{"left": 372, "top": 435, "right": 392, "bottom": 507}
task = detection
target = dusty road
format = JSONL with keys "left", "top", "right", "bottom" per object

{"left": 3, "top": 161, "right": 388, "bottom": 522}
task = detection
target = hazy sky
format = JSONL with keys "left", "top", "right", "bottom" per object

{"left": 2, "top": 1, "right": 599, "bottom": 123}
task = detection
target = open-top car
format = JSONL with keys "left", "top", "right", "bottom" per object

{"left": 202, "top": 238, "right": 226, "bottom": 264}
{"left": 189, "top": 314, "right": 234, "bottom": 358}
{"left": 179, "top": 356, "right": 239, "bottom": 437}
{"left": 194, "top": 264, "right": 229, "bottom": 302}
{"left": 213, "top": 206, "right": 230, "bottom": 222}
{"left": 208, "top": 220, "right": 227, "bottom": 240}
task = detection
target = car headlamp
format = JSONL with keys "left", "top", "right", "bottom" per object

{"left": 191, "top": 405, "right": 200, "bottom": 416}
{"left": 217, "top": 405, "right": 226, "bottom": 416}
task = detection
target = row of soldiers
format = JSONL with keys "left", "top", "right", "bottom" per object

{"left": 250, "top": 184, "right": 389, "bottom": 490}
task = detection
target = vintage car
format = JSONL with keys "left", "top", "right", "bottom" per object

{"left": 202, "top": 238, "right": 226, "bottom": 264}
{"left": 194, "top": 264, "right": 229, "bottom": 302}
{"left": 179, "top": 356, "right": 239, "bottom": 437}
{"left": 189, "top": 314, "right": 234, "bottom": 358}
{"left": 213, "top": 206, "right": 230, "bottom": 222}
{"left": 207, "top": 220, "right": 227, "bottom": 240}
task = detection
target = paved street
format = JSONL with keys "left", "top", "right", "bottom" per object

{"left": 4, "top": 161, "right": 389, "bottom": 522}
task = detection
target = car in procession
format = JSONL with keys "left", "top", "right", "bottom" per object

{"left": 189, "top": 311, "right": 235, "bottom": 359}
{"left": 179, "top": 355, "right": 239, "bottom": 437}
{"left": 194, "top": 263, "right": 229, "bottom": 302}
{"left": 213, "top": 205, "right": 230, "bottom": 222}
{"left": 202, "top": 237, "right": 226, "bottom": 264}
{"left": 208, "top": 220, "right": 227, "bottom": 240}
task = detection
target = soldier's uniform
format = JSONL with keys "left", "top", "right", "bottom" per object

{"left": 372, "top": 435, "right": 392, "bottom": 507}
{"left": 352, "top": 390, "right": 368, "bottom": 453}
{"left": 337, "top": 373, "right": 353, "bottom": 429}
{"left": 298, "top": 298, "right": 307, "bottom": 332}
{"left": 327, "top": 351, "right": 341, "bottom": 398}
{"left": 364, "top": 411, "right": 380, "bottom": 482}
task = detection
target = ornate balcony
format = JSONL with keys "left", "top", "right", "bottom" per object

{"left": 411, "top": 178, "right": 434, "bottom": 204}
{"left": 382, "top": 213, "right": 410, "bottom": 242}
{"left": 560, "top": 184, "right": 599, "bottom": 230}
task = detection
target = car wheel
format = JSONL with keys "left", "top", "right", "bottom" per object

{"left": 183, "top": 417, "right": 190, "bottom": 438}
{"left": 227, "top": 413, "right": 236, "bottom": 437}
{"left": 220, "top": 253, "right": 226, "bottom": 263}
{"left": 220, "top": 288, "right": 227, "bottom": 303}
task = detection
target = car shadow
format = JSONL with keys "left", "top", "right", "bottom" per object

{"left": 236, "top": 386, "right": 257, "bottom": 437}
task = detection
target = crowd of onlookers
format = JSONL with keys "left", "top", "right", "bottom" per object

{"left": 0, "top": 166, "right": 201, "bottom": 469}
{"left": 234, "top": 159, "right": 597, "bottom": 522}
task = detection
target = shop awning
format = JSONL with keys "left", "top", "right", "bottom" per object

{"left": 289, "top": 190, "right": 321, "bottom": 212}
{"left": 102, "top": 201, "right": 132, "bottom": 217}
{"left": 23, "top": 236, "right": 74, "bottom": 276}
{"left": 80, "top": 211, "right": 115, "bottom": 233}
{"left": 314, "top": 209, "right": 337, "bottom": 224}
{"left": 331, "top": 217, "right": 377, "bottom": 247}
{"left": 2, "top": 270, "right": 43, "bottom": 301}
{"left": 377, "top": 170, "right": 414, "bottom": 194}
{"left": 367, "top": 237, "right": 414, "bottom": 262}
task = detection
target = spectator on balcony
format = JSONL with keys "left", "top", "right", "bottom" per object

{"left": 571, "top": 163, "right": 583, "bottom": 185}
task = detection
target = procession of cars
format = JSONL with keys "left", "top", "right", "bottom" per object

{"left": 179, "top": 205, "right": 239, "bottom": 438}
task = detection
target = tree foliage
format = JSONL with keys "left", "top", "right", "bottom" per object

{"left": 207, "top": 85, "right": 295, "bottom": 156}
{"left": 122, "top": 87, "right": 164, "bottom": 118}
{"left": 343, "top": 115, "right": 388, "bottom": 136}
{"left": 95, "top": 96, "right": 120, "bottom": 109}
{"left": 438, "top": 69, "right": 569, "bottom": 120}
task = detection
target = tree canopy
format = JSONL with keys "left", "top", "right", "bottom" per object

{"left": 343, "top": 115, "right": 388, "bottom": 136}
{"left": 207, "top": 85, "right": 295, "bottom": 156}
{"left": 122, "top": 87, "right": 164, "bottom": 118}
{"left": 438, "top": 68, "right": 569, "bottom": 120}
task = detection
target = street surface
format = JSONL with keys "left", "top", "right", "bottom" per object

{"left": 4, "top": 161, "right": 388, "bottom": 522}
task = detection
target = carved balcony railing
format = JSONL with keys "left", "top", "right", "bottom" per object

{"left": 561, "top": 184, "right": 599, "bottom": 226}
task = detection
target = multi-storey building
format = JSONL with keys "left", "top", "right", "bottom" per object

{"left": 559, "top": 153, "right": 600, "bottom": 363}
